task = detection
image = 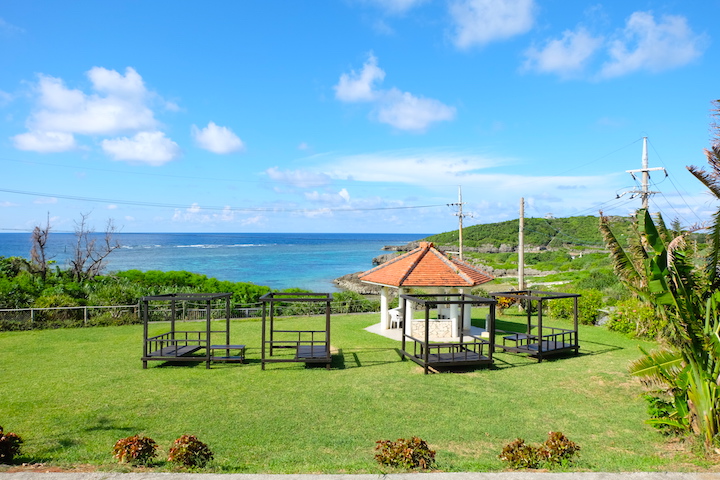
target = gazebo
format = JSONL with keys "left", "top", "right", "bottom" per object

{"left": 358, "top": 242, "right": 494, "bottom": 339}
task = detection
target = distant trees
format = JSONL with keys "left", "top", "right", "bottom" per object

{"left": 30, "top": 214, "right": 51, "bottom": 280}
{"left": 68, "top": 213, "right": 121, "bottom": 282}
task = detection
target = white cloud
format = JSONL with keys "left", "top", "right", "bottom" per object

{"left": 305, "top": 188, "right": 351, "bottom": 204}
{"left": 11, "top": 66, "right": 182, "bottom": 162}
{"left": 266, "top": 167, "right": 332, "bottom": 188}
{"left": 172, "top": 204, "right": 237, "bottom": 224}
{"left": 30, "top": 68, "right": 157, "bottom": 135}
{"left": 523, "top": 11, "right": 705, "bottom": 80}
{"left": 101, "top": 131, "right": 181, "bottom": 166}
{"left": 191, "top": 122, "right": 245, "bottom": 154}
{"left": 0, "top": 17, "right": 24, "bottom": 35}
{"left": 324, "top": 149, "right": 509, "bottom": 185}
{"left": 241, "top": 214, "right": 265, "bottom": 226}
{"left": 12, "top": 130, "right": 77, "bottom": 152}
{"left": 523, "top": 27, "right": 603, "bottom": 77}
{"left": 0, "top": 90, "right": 11, "bottom": 106}
{"left": 33, "top": 197, "right": 58, "bottom": 205}
{"left": 360, "top": 0, "right": 428, "bottom": 14}
{"left": 0, "top": 201, "right": 19, "bottom": 207}
{"left": 376, "top": 88, "right": 456, "bottom": 132}
{"left": 334, "top": 53, "right": 385, "bottom": 102}
{"left": 335, "top": 54, "right": 455, "bottom": 132}
{"left": 449, "top": 0, "right": 535, "bottom": 49}
{"left": 301, "top": 208, "right": 333, "bottom": 218}
{"left": 600, "top": 12, "right": 706, "bottom": 78}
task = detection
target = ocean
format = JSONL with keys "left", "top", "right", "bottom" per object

{"left": 0, "top": 232, "right": 426, "bottom": 292}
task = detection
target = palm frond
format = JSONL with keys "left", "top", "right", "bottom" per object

{"left": 599, "top": 214, "right": 645, "bottom": 292}
{"left": 628, "top": 346, "right": 684, "bottom": 382}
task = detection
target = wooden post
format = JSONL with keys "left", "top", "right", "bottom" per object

{"left": 261, "top": 300, "right": 267, "bottom": 370}
{"left": 205, "top": 299, "right": 211, "bottom": 369}
{"left": 424, "top": 305, "right": 430, "bottom": 375}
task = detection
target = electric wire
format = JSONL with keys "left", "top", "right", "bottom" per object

{"left": 0, "top": 188, "right": 446, "bottom": 213}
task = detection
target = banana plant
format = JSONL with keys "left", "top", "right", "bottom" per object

{"left": 600, "top": 209, "right": 720, "bottom": 447}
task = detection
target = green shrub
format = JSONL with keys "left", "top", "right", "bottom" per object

{"left": 167, "top": 434, "right": 213, "bottom": 468}
{"left": 374, "top": 437, "right": 436, "bottom": 470}
{"left": 499, "top": 431, "right": 580, "bottom": 469}
{"left": 0, "top": 426, "right": 23, "bottom": 464}
{"left": 547, "top": 289, "right": 602, "bottom": 325}
{"left": 112, "top": 435, "right": 158, "bottom": 465}
{"left": 607, "top": 298, "right": 662, "bottom": 338}
{"left": 641, "top": 393, "right": 687, "bottom": 436}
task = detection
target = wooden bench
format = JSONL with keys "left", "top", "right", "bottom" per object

{"left": 209, "top": 344, "right": 246, "bottom": 363}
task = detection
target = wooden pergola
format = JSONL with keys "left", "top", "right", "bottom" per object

{"left": 260, "top": 292, "right": 332, "bottom": 370}
{"left": 491, "top": 290, "right": 580, "bottom": 362}
{"left": 141, "top": 293, "right": 245, "bottom": 369}
{"left": 400, "top": 292, "right": 497, "bottom": 374}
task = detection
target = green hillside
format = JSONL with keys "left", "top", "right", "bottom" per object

{"left": 426, "top": 215, "right": 634, "bottom": 249}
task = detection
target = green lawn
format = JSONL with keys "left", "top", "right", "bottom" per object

{"left": 0, "top": 310, "right": 706, "bottom": 472}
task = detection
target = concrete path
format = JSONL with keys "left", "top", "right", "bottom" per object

{"left": 3, "top": 472, "right": 720, "bottom": 480}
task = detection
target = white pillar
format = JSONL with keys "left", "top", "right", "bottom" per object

{"left": 380, "top": 286, "right": 389, "bottom": 331}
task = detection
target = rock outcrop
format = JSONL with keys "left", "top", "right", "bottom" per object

{"left": 333, "top": 272, "right": 381, "bottom": 294}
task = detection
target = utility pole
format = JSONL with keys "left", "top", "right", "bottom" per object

{"left": 448, "top": 186, "right": 471, "bottom": 261}
{"left": 620, "top": 137, "right": 666, "bottom": 210}
{"left": 518, "top": 198, "right": 525, "bottom": 291}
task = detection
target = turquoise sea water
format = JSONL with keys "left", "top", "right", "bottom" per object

{"left": 0, "top": 232, "right": 425, "bottom": 292}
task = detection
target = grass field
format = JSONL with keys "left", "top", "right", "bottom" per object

{"left": 0, "top": 310, "right": 712, "bottom": 473}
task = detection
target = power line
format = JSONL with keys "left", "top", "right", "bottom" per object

{"left": 0, "top": 188, "right": 445, "bottom": 213}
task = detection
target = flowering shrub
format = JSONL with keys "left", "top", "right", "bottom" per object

{"left": 112, "top": 435, "right": 158, "bottom": 465}
{"left": 495, "top": 296, "right": 517, "bottom": 313}
{"left": 607, "top": 298, "right": 662, "bottom": 338}
{"left": 0, "top": 426, "right": 23, "bottom": 463}
{"left": 167, "top": 434, "right": 213, "bottom": 468}
{"left": 499, "top": 431, "right": 580, "bottom": 469}
{"left": 374, "top": 437, "right": 436, "bottom": 470}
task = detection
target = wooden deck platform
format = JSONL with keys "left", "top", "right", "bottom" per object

{"left": 296, "top": 344, "right": 330, "bottom": 360}
{"left": 146, "top": 345, "right": 202, "bottom": 357}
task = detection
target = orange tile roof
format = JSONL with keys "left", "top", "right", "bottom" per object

{"left": 359, "top": 242, "right": 494, "bottom": 287}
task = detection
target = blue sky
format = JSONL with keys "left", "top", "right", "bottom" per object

{"left": 0, "top": 0, "right": 717, "bottom": 234}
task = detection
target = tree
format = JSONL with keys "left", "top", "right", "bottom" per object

{"left": 30, "top": 213, "right": 52, "bottom": 280}
{"left": 68, "top": 213, "right": 121, "bottom": 282}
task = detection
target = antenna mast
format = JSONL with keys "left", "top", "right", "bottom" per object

{"left": 620, "top": 137, "right": 666, "bottom": 210}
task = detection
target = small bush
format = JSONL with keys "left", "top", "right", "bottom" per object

{"left": 167, "top": 434, "right": 213, "bottom": 468}
{"left": 374, "top": 436, "right": 436, "bottom": 470}
{"left": 539, "top": 431, "right": 580, "bottom": 465}
{"left": 607, "top": 298, "right": 663, "bottom": 339}
{"left": 0, "top": 426, "right": 23, "bottom": 464}
{"left": 499, "top": 438, "right": 541, "bottom": 469}
{"left": 499, "top": 431, "right": 580, "bottom": 469}
{"left": 495, "top": 296, "right": 517, "bottom": 313}
{"left": 112, "top": 435, "right": 158, "bottom": 465}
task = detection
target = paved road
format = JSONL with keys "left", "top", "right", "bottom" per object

{"left": 3, "top": 473, "right": 720, "bottom": 480}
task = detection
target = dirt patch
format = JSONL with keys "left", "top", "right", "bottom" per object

{"left": 2, "top": 463, "right": 99, "bottom": 473}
